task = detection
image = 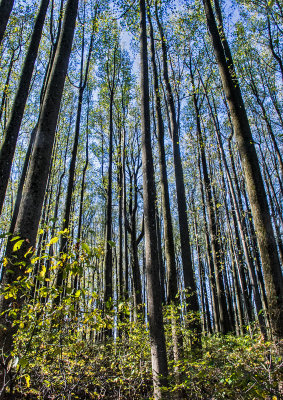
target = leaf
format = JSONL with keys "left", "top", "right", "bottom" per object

{"left": 75, "top": 290, "right": 81, "bottom": 297}
{"left": 19, "top": 357, "right": 28, "bottom": 368}
{"left": 39, "top": 287, "right": 48, "bottom": 297}
{"left": 39, "top": 265, "right": 46, "bottom": 278}
{"left": 82, "top": 242, "right": 91, "bottom": 255}
{"left": 25, "top": 374, "right": 30, "bottom": 388}
{"left": 13, "top": 239, "right": 24, "bottom": 252}
{"left": 0, "top": 232, "right": 11, "bottom": 239}
{"left": 10, "top": 236, "right": 20, "bottom": 242}
{"left": 48, "top": 237, "right": 58, "bottom": 246}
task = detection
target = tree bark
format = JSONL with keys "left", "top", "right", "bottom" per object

{"left": 0, "top": 0, "right": 78, "bottom": 392}
{"left": 139, "top": 0, "right": 168, "bottom": 397}
{"left": 0, "top": 0, "right": 50, "bottom": 215}
{"left": 0, "top": 0, "right": 14, "bottom": 46}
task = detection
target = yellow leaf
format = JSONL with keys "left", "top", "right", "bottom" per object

{"left": 25, "top": 374, "right": 30, "bottom": 388}
{"left": 39, "top": 265, "right": 46, "bottom": 278}
{"left": 13, "top": 239, "right": 24, "bottom": 252}
{"left": 48, "top": 237, "right": 58, "bottom": 246}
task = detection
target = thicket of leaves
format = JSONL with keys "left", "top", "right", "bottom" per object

{"left": 2, "top": 258, "right": 282, "bottom": 400}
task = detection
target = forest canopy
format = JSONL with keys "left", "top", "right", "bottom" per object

{"left": 0, "top": 0, "right": 282, "bottom": 398}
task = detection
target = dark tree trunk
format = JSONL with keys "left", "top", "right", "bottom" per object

{"left": 0, "top": 50, "right": 15, "bottom": 125}
{"left": 127, "top": 168, "right": 143, "bottom": 309}
{"left": 103, "top": 89, "right": 114, "bottom": 337}
{"left": 0, "top": 0, "right": 50, "bottom": 215}
{"left": 0, "top": 0, "right": 78, "bottom": 391}
{"left": 198, "top": 154, "right": 220, "bottom": 333}
{"left": 139, "top": 0, "right": 168, "bottom": 396}
{"left": 0, "top": 0, "right": 14, "bottom": 46}
{"left": 148, "top": 11, "right": 177, "bottom": 306}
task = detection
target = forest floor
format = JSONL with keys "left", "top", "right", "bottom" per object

{"left": 5, "top": 319, "right": 283, "bottom": 400}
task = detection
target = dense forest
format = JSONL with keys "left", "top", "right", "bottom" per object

{"left": 0, "top": 0, "right": 282, "bottom": 398}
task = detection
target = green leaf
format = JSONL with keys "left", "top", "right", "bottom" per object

{"left": 82, "top": 242, "right": 91, "bottom": 255}
{"left": 0, "top": 232, "right": 11, "bottom": 239}
{"left": 19, "top": 357, "right": 29, "bottom": 368}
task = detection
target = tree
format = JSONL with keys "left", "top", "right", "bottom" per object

{"left": 0, "top": 0, "right": 78, "bottom": 391}
{"left": 0, "top": 0, "right": 49, "bottom": 215}
{"left": 139, "top": 0, "right": 168, "bottom": 397}
{"left": 0, "top": 0, "right": 14, "bottom": 46}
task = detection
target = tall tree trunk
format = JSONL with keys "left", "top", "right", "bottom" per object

{"left": 139, "top": 0, "right": 168, "bottom": 397}
{"left": 155, "top": 4, "right": 201, "bottom": 348}
{"left": 0, "top": 0, "right": 14, "bottom": 46}
{"left": 0, "top": 0, "right": 78, "bottom": 392}
{"left": 117, "top": 126, "right": 124, "bottom": 303}
{"left": 127, "top": 169, "right": 143, "bottom": 309}
{"left": 55, "top": 18, "right": 94, "bottom": 295}
{"left": 0, "top": 0, "right": 50, "bottom": 215}
{"left": 103, "top": 91, "right": 114, "bottom": 337}
{"left": 198, "top": 158, "right": 220, "bottom": 333}
{"left": 122, "top": 124, "right": 129, "bottom": 299}
{"left": 0, "top": 50, "right": 15, "bottom": 125}
{"left": 148, "top": 10, "right": 177, "bottom": 307}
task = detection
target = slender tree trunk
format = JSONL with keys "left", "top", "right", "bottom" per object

{"left": 0, "top": 50, "right": 15, "bottom": 125}
{"left": 55, "top": 20, "right": 94, "bottom": 295}
{"left": 155, "top": 4, "right": 201, "bottom": 348}
{"left": 148, "top": 10, "right": 177, "bottom": 307}
{"left": 117, "top": 127, "right": 124, "bottom": 302}
{"left": 139, "top": 0, "right": 168, "bottom": 397}
{"left": 127, "top": 170, "right": 143, "bottom": 309}
{"left": 122, "top": 124, "right": 129, "bottom": 299}
{"left": 103, "top": 89, "right": 114, "bottom": 337}
{"left": 198, "top": 159, "right": 220, "bottom": 333}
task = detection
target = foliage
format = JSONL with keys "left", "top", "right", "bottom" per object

{"left": 2, "top": 279, "right": 282, "bottom": 399}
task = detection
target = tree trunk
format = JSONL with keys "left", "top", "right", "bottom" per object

{"left": 0, "top": 0, "right": 78, "bottom": 392}
{"left": 139, "top": 0, "right": 168, "bottom": 397}
{"left": 0, "top": 0, "right": 14, "bottom": 46}
{"left": 0, "top": 0, "right": 50, "bottom": 215}
{"left": 55, "top": 18, "right": 94, "bottom": 295}
{"left": 155, "top": 4, "right": 201, "bottom": 349}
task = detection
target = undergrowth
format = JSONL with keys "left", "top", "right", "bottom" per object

{"left": 5, "top": 305, "right": 283, "bottom": 399}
